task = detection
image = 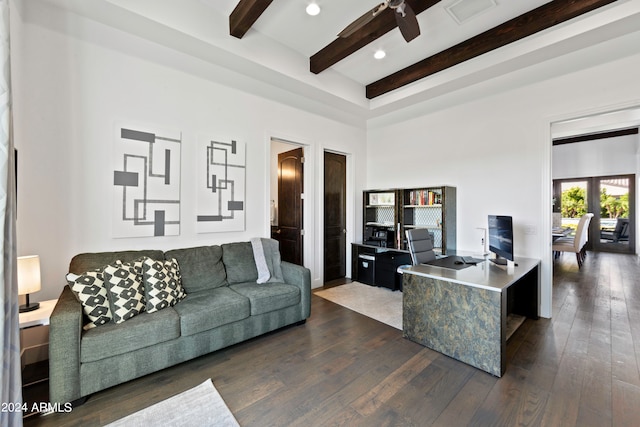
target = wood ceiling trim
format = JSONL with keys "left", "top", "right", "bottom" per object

{"left": 310, "top": 0, "right": 440, "bottom": 75}
{"left": 553, "top": 128, "right": 639, "bottom": 146}
{"left": 229, "top": 0, "right": 274, "bottom": 39}
{"left": 366, "top": 0, "right": 618, "bottom": 99}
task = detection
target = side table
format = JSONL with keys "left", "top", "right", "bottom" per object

{"left": 19, "top": 298, "right": 57, "bottom": 370}
{"left": 19, "top": 299, "right": 57, "bottom": 329}
{"left": 19, "top": 299, "right": 57, "bottom": 418}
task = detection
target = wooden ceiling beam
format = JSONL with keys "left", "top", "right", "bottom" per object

{"left": 310, "top": 0, "right": 440, "bottom": 75}
{"left": 366, "top": 0, "right": 618, "bottom": 99}
{"left": 553, "top": 127, "right": 638, "bottom": 146}
{"left": 229, "top": 0, "right": 274, "bottom": 39}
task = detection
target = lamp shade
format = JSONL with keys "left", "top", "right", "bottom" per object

{"left": 17, "top": 255, "right": 42, "bottom": 295}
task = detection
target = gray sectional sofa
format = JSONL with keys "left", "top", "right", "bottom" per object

{"left": 49, "top": 241, "right": 311, "bottom": 404}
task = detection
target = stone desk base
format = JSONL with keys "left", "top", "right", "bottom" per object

{"left": 401, "top": 259, "right": 539, "bottom": 377}
{"left": 403, "top": 273, "right": 503, "bottom": 376}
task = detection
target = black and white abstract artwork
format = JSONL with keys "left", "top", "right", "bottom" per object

{"left": 196, "top": 136, "right": 245, "bottom": 233}
{"left": 112, "top": 124, "right": 181, "bottom": 238}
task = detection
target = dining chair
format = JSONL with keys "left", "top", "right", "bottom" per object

{"left": 405, "top": 228, "right": 436, "bottom": 265}
{"left": 552, "top": 213, "right": 594, "bottom": 268}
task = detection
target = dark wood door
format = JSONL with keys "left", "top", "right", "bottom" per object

{"left": 276, "top": 147, "right": 304, "bottom": 265}
{"left": 324, "top": 151, "right": 347, "bottom": 282}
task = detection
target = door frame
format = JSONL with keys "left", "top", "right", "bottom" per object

{"left": 553, "top": 174, "right": 635, "bottom": 254}
{"left": 266, "top": 135, "right": 355, "bottom": 288}
{"left": 267, "top": 135, "right": 317, "bottom": 286}
{"left": 548, "top": 102, "right": 640, "bottom": 319}
{"left": 323, "top": 150, "right": 348, "bottom": 283}
{"left": 320, "top": 148, "right": 354, "bottom": 285}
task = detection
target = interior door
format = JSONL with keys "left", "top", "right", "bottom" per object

{"left": 324, "top": 152, "right": 347, "bottom": 282}
{"left": 276, "top": 147, "right": 304, "bottom": 265}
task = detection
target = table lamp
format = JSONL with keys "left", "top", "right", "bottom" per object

{"left": 18, "top": 255, "right": 41, "bottom": 313}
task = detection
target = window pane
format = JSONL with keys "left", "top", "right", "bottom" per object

{"left": 560, "top": 181, "right": 588, "bottom": 231}
{"left": 599, "top": 178, "right": 629, "bottom": 246}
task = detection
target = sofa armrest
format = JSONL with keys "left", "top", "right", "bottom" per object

{"left": 49, "top": 286, "right": 83, "bottom": 404}
{"left": 281, "top": 261, "right": 311, "bottom": 320}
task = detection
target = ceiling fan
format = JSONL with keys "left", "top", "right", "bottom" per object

{"left": 338, "top": 0, "right": 420, "bottom": 42}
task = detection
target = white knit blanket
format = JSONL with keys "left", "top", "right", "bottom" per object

{"left": 251, "top": 237, "right": 271, "bottom": 283}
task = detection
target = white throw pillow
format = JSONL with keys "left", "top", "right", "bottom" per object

{"left": 142, "top": 257, "right": 187, "bottom": 313}
{"left": 103, "top": 259, "right": 146, "bottom": 323}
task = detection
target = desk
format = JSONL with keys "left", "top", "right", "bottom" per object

{"left": 352, "top": 243, "right": 411, "bottom": 290}
{"left": 399, "top": 257, "right": 539, "bottom": 377}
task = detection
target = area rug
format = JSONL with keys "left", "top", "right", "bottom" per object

{"left": 105, "top": 379, "right": 239, "bottom": 427}
{"left": 315, "top": 282, "right": 402, "bottom": 330}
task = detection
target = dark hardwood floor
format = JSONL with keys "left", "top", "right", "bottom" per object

{"left": 25, "top": 252, "right": 640, "bottom": 426}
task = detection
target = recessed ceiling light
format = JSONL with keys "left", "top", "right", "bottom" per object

{"left": 306, "top": 3, "right": 320, "bottom": 16}
{"left": 374, "top": 50, "right": 386, "bottom": 60}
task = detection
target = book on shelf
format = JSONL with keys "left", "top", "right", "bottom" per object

{"left": 407, "top": 189, "right": 442, "bottom": 206}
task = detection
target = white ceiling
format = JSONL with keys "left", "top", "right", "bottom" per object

{"left": 200, "top": 0, "right": 553, "bottom": 86}
{"left": 29, "top": 0, "right": 640, "bottom": 126}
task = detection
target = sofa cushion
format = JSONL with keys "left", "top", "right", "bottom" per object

{"left": 222, "top": 242, "right": 258, "bottom": 284}
{"left": 173, "top": 288, "right": 250, "bottom": 337}
{"left": 80, "top": 307, "right": 180, "bottom": 363}
{"left": 165, "top": 246, "right": 227, "bottom": 293}
{"left": 67, "top": 268, "right": 112, "bottom": 330}
{"left": 69, "top": 250, "right": 164, "bottom": 275}
{"left": 142, "top": 258, "right": 187, "bottom": 313}
{"left": 229, "top": 282, "right": 300, "bottom": 316}
{"left": 103, "top": 259, "right": 146, "bottom": 323}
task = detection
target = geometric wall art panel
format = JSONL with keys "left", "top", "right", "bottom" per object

{"left": 196, "top": 136, "right": 245, "bottom": 233}
{"left": 112, "top": 123, "right": 181, "bottom": 238}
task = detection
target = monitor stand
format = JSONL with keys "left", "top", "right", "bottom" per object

{"left": 489, "top": 257, "right": 508, "bottom": 266}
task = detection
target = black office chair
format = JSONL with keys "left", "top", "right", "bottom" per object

{"left": 601, "top": 218, "right": 629, "bottom": 243}
{"left": 405, "top": 228, "right": 436, "bottom": 265}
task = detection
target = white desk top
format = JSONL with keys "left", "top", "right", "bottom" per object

{"left": 398, "top": 256, "right": 540, "bottom": 292}
{"left": 19, "top": 299, "right": 58, "bottom": 329}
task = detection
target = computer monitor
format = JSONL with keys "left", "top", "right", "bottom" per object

{"left": 488, "top": 215, "right": 514, "bottom": 265}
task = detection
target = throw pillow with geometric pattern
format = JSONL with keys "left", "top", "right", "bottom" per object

{"left": 171, "top": 258, "right": 187, "bottom": 302}
{"left": 142, "top": 258, "right": 187, "bottom": 313}
{"left": 67, "top": 269, "right": 112, "bottom": 330}
{"left": 103, "top": 258, "right": 146, "bottom": 323}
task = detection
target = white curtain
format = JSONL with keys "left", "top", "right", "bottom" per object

{"left": 0, "top": 0, "right": 21, "bottom": 426}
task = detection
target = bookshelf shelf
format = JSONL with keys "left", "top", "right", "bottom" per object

{"left": 362, "top": 186, "right": 456, "bottom": 253}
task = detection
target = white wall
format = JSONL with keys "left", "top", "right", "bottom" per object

{"left": 553, "top": 134, "right": 640, "bottom": 179}
{"left": 12, "top": 4, "right": 366, "bottom": 300}
{"left": 367, "top": 40, "right": 640, "bottom": 318}
{"left": 13, "top": 1, "right": 640, "bottom": 318}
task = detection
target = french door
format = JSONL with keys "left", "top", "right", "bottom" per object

{"left": 554, "top": 174, "right": 635, "bottom": 254}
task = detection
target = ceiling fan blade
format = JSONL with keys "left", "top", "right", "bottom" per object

{"left": 395, "top": 2, "right": 420, "bottom": 42}
{"left": 338, "top": 3, "right": 388, "bottom": 38}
